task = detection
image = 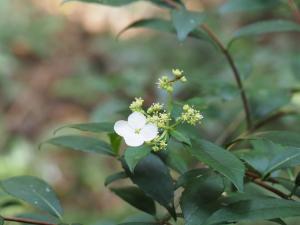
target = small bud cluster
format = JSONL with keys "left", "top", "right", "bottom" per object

{"left": 157, "top": 76, "right": 173, "bottom": 93}
{"left": 147, "top": 103, "right": 164, "bottom": 114}
{"left": 157, "top": 68, "right": 187, "bottom": 93}
{"left": 152, "top": 139, "right": 168, "bottom": 152}
{"left": 147, "top": 112, "right": 171, "bottom": 128}
{"left": 180, "top": 104, "right": 204, "bottom": 125}
{"left": 129, "top": 97, "right": 144, "bottom": 112}
{"left": 172, "top": 69, "right": 187, "bottom": 82}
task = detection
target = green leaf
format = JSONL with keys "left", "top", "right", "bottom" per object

{"left": 180, "top": 175, "right": 224, "bottom": 225}
{"left": 270, "top": 218, "right": 288, "bottom": 225}
{"left": 175, "top": 168, "right": 211, "bottom": 189}
{"left": 191, "top": 139, "right": 245, "bottom": 192}
{"left": 237, "top": 140, "right": 300, "bottom": 176}
{"left": 123, "top": 154, "right": 175, "bottom": 218}
{"left": 276, "top": 178, "right": 300, "bottom": 198}
{"left": 0, "top": 217, "right": 3, "bottom": 225}
{"left": 16, "top": 213, "right": 61, "bottom": 224}
{"left": 247, "top": 131, "right": 300, "bottom": 148}
{"left": 230, "top": 20, "right": 300, "bottom": 44}
{"left": 165, "top": 141, "right": 189, "bottom": 174}
{"left": 0, "top": 176, "right": 63, "bottom": 219}
{"left": 219, "top": 0, "right": 281, "bottom": 14}
{"left": 62, "top": 0, "right": 137, "bottom": 6}
{"left": 118, "top": 223, "right": 157, "bottom": 225}
{"left": 110, "top": 186, "right": 156, "bottom": 215}
{"left": 104, "top": 172, "right": 127, "bottom": 186}
{"left": 55, "top": 122, "right": 114, "bottom": 134}
{"left": 108, "top": 133, "right": 122, "bottom": 154}
{"left": 205, "top": 198, "right": 300, "bottom": 225}
{"left": 44, "top": 135, "right": 115, "bottom": 156}
{"left": 171, "top": 8, "right": 206, "bottom": 41}
{"left": 62, "top": 0, "right": 182, "bottom": 8}
{"left": 124, "top": 146, "right": 152, "bottom": 173}
{"left": 118, "top": 18, "right": 174, "bottom": 38}
{"left": 170, "top": 130, "right": 191, "bottom": 146}
{"left": 118, "top": 18, "right": 214, "bottom": 46}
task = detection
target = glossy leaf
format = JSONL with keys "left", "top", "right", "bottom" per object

{"left": 55, "top": 122, "right": 114, "bottom": 134}
{"left": 16, "top": 213, "right": 61, "bottom": 224}
{"left": 110, "top": 186, "right": 156, "bottom": 215}
{"left": 230, "top": 20, "right": 300, "bottom": 44}
{"left": 238, "top": 140, "right": 300, "bottom": 176}
{"left": 276, "top": 178, "right": 300, "bottom": 198}
{"left": 180, "top": 175, "right": 224, "bottom": 225}
{"left": 108, "top": 133, "right": 122, "bottom": 154}
{"left": 63, "top": 0, "right": 136, "bottom": 5}
{"left": 191, "top": 139, "right": 245, "bottom": 192}
{"left": 44, "top": 135, "right": 115, "bottom": 156}
{"left": 205, "top": 198, "right": 300, "bottom": 225}
{"left": 219, "top": 0, "right": 281, "bottom": 14}
{"left": 246, "top": 131, "right": 300, "bottom": 148}
{"left": 176, "top": 168, "right": 212, "bottom": 189}
{"left": 171, "top": 8, "right": 206, "bottom": 41}
{"left": 118, "top": 223, "right": 157, "bottom": 225}
{"left": 124, "top": 146, "right": 151, "bottom": 173}
{"left": 63, "top": 0, "right": 182, "bottom": 8}
{"left": 170, "top": 130, "right": 191, "bottom": 146}
{"left": 104, "top": 172, "right": 127, "bottom": 186}
{"left": 123, "top": 154, "right": 175, "bottom": 217}
{"left": 118, "top": 18, "right": 214, "bottom": 46}
{"left": 0, "top": 176, "right": 63, "bottom": 218}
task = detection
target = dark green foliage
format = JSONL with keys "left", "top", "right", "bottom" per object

{"left": 110, "top": 186, "right": 156, "bottom": 215}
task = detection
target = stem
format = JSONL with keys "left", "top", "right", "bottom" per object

{"left": 251, "top": 109, "right": 298, "bottom": 131}
{"left": 251, "top": 179, "right": 290, "bottom": 199}
{"left": 161, "top": 0, "right": 253, "bottom": 129}
{"left": 201, "top": 24, "right": 252, "bottom": 130}
{"left": 288, "top": 0, "right": 300, "bottom": 23}
{"left": 2, "top": 216, "right": 57, "bottom": 225}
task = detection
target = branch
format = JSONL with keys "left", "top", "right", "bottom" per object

{"left": 201, "top": 24, "right": 252, "bottom": 130}
{"left": 161, "top": 0, "right": 253, "bottom": 130}
{"left": 251, "top": 179, "right": 290, "bottom": 199}
{"left": 251, "top": 109, "right": 298, "bottom": 131}
{"left": 246, "top": 171, "right": 290, "bottom": 199}
{"left": 2, "top": 216, "right": 57, "bottom": 225}
{"left": 288, "top": 0, "right": 300, "bottom": 23}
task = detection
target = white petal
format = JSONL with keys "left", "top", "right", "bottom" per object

{"left": 128, "top": 112, "right": 146, "bottom": 129}
{"left": 141, "top": 123, "right": 158, "bottom": 141}
{"left": 124, "top": 132, "right": 144, "bottom": 147}
{"left": 114, "top": 120, "right": 131, "bottom": 137}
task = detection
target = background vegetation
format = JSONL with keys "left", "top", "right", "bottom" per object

{"left": 1, "top": 0, "right": 300, "bottom": 224}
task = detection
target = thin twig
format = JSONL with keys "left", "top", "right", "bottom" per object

{"left": 161, "top": 0, "right": 253, "bottom": 129}
{"left": 2, "top": 216, "right": 57, "bottom": 225}
{"left": 288, "top": 0, "right": 300, "bottom": 23}
{"left": 251, "top": 110, "right": 298, "bottom": 131}
{"left": 251, "top": 179, "right": 290, "bottom": 199}
{"left": 245, "top": 171, "right": 289, "bottom": 199}
{"left": 201, "top": 24, "right": 253, "bottom": 130}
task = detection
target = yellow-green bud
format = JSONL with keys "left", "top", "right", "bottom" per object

{"left": 180, "top": 76, "right": 187, "bottom": 82}
{"left": 172, "top": 68, "right": 184, "bottom": 77}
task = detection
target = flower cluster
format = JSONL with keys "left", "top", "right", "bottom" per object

{"left": 157, "top": 69, "right": 187, "bottom": 93}
{"left": 129, "top": 97, "right": 144, "bottom": 112}
{"left": 114, "top": 69, "right": 203, "bottom": 151}
{"left": 180, "top": 104, "right": 204, "bottom": 125}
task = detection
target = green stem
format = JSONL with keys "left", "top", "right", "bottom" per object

{"left": 201, "top": 24, "right": 252, "bottom": 130}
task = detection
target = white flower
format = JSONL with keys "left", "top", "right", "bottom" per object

{"left": 114, "top": 112, "right": 158, "bottom": 147}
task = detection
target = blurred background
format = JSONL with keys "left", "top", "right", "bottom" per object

{"left": 0, "top": 0, "right": 300, "bottom": 224}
